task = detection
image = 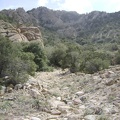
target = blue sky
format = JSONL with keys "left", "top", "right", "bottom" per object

{"left": 0, "top": 0, "right": 120, "bottom": 14}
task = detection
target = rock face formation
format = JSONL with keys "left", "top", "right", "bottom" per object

{"left": 0, "top": 20, "right": 43, "bottom": 46}
{"left": 20, "top": 27, "right": 42, "bottom": 41}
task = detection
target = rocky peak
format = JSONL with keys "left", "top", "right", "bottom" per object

{"left": 1, "top": 7, "right": 31, "bottom": 24}
{"left": 14, "top": 8, "right": 29, "bottom": 23}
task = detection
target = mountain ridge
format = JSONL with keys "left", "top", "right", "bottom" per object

{"left": 0, "top": 7, "right": 120, "bottom": 44}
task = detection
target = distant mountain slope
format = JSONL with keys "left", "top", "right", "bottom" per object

{"left": 0, "top": 7, "right": 120, "bottom": 44}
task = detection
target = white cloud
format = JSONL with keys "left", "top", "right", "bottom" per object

{"left": 58, "top": 0, "right": 93, "bottom": 14}
{"left": 91, "top": 0, "right": 120, "bottom": 13}
{"left": 36, "top": 0, "right": 120, "bottom": 13}
{"left": 105, "top": 0, "right": 120, "bottom": 12}
{"left": 38, "top": 0, "right": 48, "bottom": 6}
{"left": 56, "top": 0, "right": 120, "bottom": 13}
{"left": 51, "top": 0, "right": 62, "bottom": 2}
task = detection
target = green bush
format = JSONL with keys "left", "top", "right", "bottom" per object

{"left": 49, "top": 43, "right": 68, "bottom": 67}
{"left": 0, "top": 36, "right": 37, "bottom": 86}
{"left": 20, "top": 52, "right": 38, "bottom": 76}
{"left": 48, "top": 42, "right": 82, "bottom": 73}
{"left": 23, "top": 42, "right": 50, "bottom": 71}
{"left": 113, "top": 50, "right": 120, "bottom": 64}
{"left": 4, "top": 57, "right": 28, "bottom": 85}
{"left": 0, "top": 36, "right": 14, "bottom": 77}
{"left": 79, "top": 51, "right": 110, "bottom": 74}
{"left": 83, "top": 58, "right": 109, "bottom": 74}
{"left": 63, "top": 51, "right": 80, "bottom": 72}
{"left": 47, "top": 42, "right": 111, "bottom": 73}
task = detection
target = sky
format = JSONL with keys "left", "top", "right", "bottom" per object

{"left": 0, "top": 0, "right": 120, "bottom": 14}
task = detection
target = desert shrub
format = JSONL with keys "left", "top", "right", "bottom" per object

{"left": 45, "top": 40, "right": 112, "bottom": 74}
{"left": 23, "top": 42, "right": 50, "bottom": 71}
{"left": 0, "top": 36, "right": 13, "bottom": 77}
{"left": 62, "top": 51, "right": 80, "bottom": 72}
{"left": 64, "top": 43, "right": 82, "bottom": 72}
{"left": 3, "top": 57, "right": 29, "bottom": 85}
{"left": 20, "top": 52, "right": 38, "bottom": 76}
{"left": 0, "top": 36, "right": 37, "bottom": 86}
{"left": 83, "top": 58, "right": 109, "bottom": 74}
{"left": 113, "top": 50, "right": 120, "bottom": 64}
{"left": 48, "top": 42, "right": 82, "bottom": 73}
{"left": 79, "top": 51, "right": 110, "bottom": 74}
{"left": 45, "top": 46, "right": 55, "bottom": 61}
{"left": 49, "top": 43, "right": 68, "bottom": 67}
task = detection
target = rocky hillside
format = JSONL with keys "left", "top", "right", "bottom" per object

{"left": 0, "top": 65, "right": 120, "bottom": 120}
{"left": 0, "top": 7, "right": 120, "bottom": 44}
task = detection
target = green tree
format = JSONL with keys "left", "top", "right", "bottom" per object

{"left": 0, "top": 36, "right": 37, "bottom": 86}
{"left": 23, "top": 42, "right": 49, "bottom": 71}
{"left": 50, "top": 43, "right": 67, "bottom": 67}
{"left": 20, "top": 52, "right": 38, "bottom": 76}
{"left": 83, "top": 58, "right": 109, "bottom": 74}
{"left": 79, "top": 51, "right": 110, "bottom": 73}
{"left": 65, "top": 51, "right": 80, "bottom": 72}
{"left": 0, "top": 36, "right": 13, "bottom": 77}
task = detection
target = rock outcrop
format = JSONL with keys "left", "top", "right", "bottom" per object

{"left": 20, "top": 27, "right": 42, "bottom": 41}
{"left": 0, "top": 20, "right": 43, "bottom": 46}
